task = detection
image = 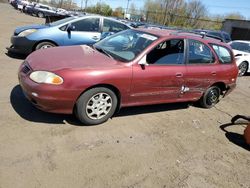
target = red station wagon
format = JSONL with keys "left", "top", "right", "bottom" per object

{"left": 18, "top": 28, "right": 238, "bottom": 125}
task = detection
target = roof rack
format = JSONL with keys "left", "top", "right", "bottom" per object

{"left": 171, "top": 30, "right": 224, "bottom": 42}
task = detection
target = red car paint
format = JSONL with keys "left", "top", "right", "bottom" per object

{"left": 18, "top": 29, "right": 238, "bottom": 114}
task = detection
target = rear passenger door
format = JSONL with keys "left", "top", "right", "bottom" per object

{"left": 184, "top": 39, "right": 220, "bottom": 100}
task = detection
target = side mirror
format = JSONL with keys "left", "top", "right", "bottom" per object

{"left": 67, "top": 24, "right": 75, "bottom": 32}
{"left": 138, "top": 55, "right": 149, "bottom": 66}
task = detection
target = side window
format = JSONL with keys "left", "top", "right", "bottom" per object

{"left": 103, "top": 19, "right": 129, "bottom": 33}
{"left": 147, "top": 39, "right": 184, "bottom": 65}
{"left": 188, "top": 40, "right": 214, "bottom": 64}
{"left": 71, "top": 18, "right": 100, "bottom": 32}
{"left": 211, "top": 44, "right": 232, "bottom": 64}
{"left": 40, "top": 6, "right": 49, "bottom": 10}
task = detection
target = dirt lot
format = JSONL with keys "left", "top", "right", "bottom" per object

{"left": 0, "top": 3, "right": 249, "bottom": 188}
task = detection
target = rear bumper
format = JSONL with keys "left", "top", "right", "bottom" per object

{"left": 7, "top": 36, "right": 36, "bottom": 55}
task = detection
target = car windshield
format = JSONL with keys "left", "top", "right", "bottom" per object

{"left": 93, "top": 29, "right": 158, "bottom": 62}
{"left": 230, "top": 42, "right": 250, "bottom": 53}
{"left": 49, "top": 16, "right": 78, "bottom": 26}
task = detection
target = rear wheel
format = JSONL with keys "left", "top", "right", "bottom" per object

{"left": 35, "top": 42, "right": 56, "bottom": 51}
{"left": 200, "top": 86, "right": 221, "bottom": 108}
{"left": 75, "top": 87, "right": 118, "bottom": 125}
{"left": 238, "top": 61, "right": 248, "bottom": 76}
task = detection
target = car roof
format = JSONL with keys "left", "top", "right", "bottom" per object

{"left": 135, "top": 28, "right": 227, "bottom": 45}
{"left": 135, "top": 28, "right": 173, "bottom": 37}
{"left": 194, "top": 29, "right": 225, "bottom": 34}
{"left": 231, "top": 40, "right": 250, "bottom": 44}
{"left": 74, "top": 15, "right": 133, "bottom": 28}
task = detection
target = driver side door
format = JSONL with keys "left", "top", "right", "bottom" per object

{"left": 63, "top": 17, "right": 101, "bottom": 46}
{"left": 130, "top": 38, "right": 187, "bottom": 106}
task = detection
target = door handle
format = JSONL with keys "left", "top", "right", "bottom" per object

{"left": 176, "top": 73, "right": 183, "bottom": 78}
{"left": 211, "top": 71, "right": 216, "bottom": 76}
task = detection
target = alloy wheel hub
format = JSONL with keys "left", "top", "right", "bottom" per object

{"left": 86, "top": 93, "right": 112, "bottom": 120}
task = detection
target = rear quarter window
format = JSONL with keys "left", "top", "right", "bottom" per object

{"left": 210, "top": 44, "right": 232, "bottom": 64}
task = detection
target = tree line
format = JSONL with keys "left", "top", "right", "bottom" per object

{"left": 36, "top": 0, "right": 246, "bottom": 30}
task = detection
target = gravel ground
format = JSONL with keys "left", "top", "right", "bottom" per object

{"left": 0, "top": 3, "right": 249, "bottom": 188}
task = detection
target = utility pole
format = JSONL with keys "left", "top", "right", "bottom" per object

{"left": 81, "top": 0, "right": 83, "bottom": 10}
{"left": 84, "top": 0, "right": 88, "bottom": 11}
{"left": 125, "top": 0, "right": 131, "bottom": 19}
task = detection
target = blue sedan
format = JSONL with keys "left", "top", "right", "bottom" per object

{"left": 8, "top": 15, "right": 132, "bottom": 55}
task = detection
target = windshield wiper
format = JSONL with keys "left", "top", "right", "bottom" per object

{"left": 94, "top": 46, "right": 114, "bottom": 59}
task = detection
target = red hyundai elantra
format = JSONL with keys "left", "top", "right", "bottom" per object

{"left": 18, "top": 28, "right": 238, "bottom": 125}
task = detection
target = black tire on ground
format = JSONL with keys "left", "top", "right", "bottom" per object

{"left": 75, "top": 87, "right": 118, "bottom": 125}
{"left": 199, "top": 86, "right": 221, "bottom": 108}
{"left": 37, "top": 12, "right": 44, "bottom": 18}
{"left": 238, "top": 61, "right": 248, "bottom": 76}
{"left": 35, "top": 42, "right": 56, "bottom": 51}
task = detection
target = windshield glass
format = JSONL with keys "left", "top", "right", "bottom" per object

{"left": 230, "top": 42, "right": 250, "bottom": 53}
{"left": 49, "top": 16, "right": 78, "bottom": 26}
{"left": 94, "top": 29, "right": 158, "bottom": 62}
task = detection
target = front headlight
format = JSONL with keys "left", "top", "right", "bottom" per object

{"left": 18, "top": 29, "right": 37, "bottom": 37}
{"left": 30, "top": 71, "right": 63, "bottom": 85}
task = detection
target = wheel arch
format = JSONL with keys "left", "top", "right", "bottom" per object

{"left": 211, "top": 82, "right": 226, "bottom": 95}
{"left": 32, "top": 40, "right": 58, "bottom": 51}
{"left": 73, "top": 84, "right": 122, "bottom": 114}
{"left": 236, "top": 58, "right": 249, "bottom": 67}
{"left": 240, "top": 60, "right": 249, "bottom": 69}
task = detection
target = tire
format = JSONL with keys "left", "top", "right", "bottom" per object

{"left": 238, "top": 61, "right": 248, "bottom": 76}
{"left": 199, "top": 86, "right": 221, "bottom": 108}
{"left": 35, "top": 42, "right": 56, "bottom": 51}
{"left": 37, "top": 12, "right": 44, "bottom": 18}
{"left": 75, "top": 87, "right": 118, "bottom": 125}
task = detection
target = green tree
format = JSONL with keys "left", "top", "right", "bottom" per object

{"left": 225, "top": 13, "right": 245, "bottom": 20}
{"left": 112, "top": 7, "right": 124, "bottom": 18}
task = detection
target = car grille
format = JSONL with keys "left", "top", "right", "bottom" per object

{"left": 21, "top": 62, "right": 32, "bottom": 74}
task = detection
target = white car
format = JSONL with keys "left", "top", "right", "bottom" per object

{"left": 229, "top": 40, "right": 250, "bottom": 76}
{"left": 56, "top": 8, "right": 68, "bottom": 15}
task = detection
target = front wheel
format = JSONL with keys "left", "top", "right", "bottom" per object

{"left": 200, "top": 86, "right": 221, "bottom": 108}
{"left": 35, "top": 42, "right": 55, "bottom": 51}
{"left": 75, "top": 87, "right": 118, "bottom": 125}
{"left": 238, "top": 61, "right": 248, "bottom": 76}
{"left": 37, "top": 12, "right": 44, "bottom": 18}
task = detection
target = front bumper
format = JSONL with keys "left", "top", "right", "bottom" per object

{"left": 18, "top": 64, "right": 78, "bottom": 114}
{"left": 7, "top": 36, "right": 37, "bottom": 55}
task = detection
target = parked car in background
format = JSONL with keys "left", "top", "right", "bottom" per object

{"left": 23, "top": 3, "right": 37, "bottom": 15}
{"left": 16, "top": 0, "right": 29, "bottom": 11}
{"left": 56, "top": 8, "right": 68, "bottom": 15}
{"left": 30, "top": 4, "right": 58, "bottom": 18}
{"left": 194, "top": 29, "right": 232, "bottom": 43}
{"left": 7, "top": 15, "right": 132, "bottom": 55}
{"left": 10, "top": 0, "right": 25, "bottom": 9}
{"left": 18, "top": 29, "right": 238, "bottom": 125}
{"left": 229, "top": 40, "right": 250, "bottom": 76}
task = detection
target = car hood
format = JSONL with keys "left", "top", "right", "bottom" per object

{"left": 15, "top": 24, "right": 49, "bottom": 34}
{"left": 26, "top": 45, "right": 124, "bottom": 72}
